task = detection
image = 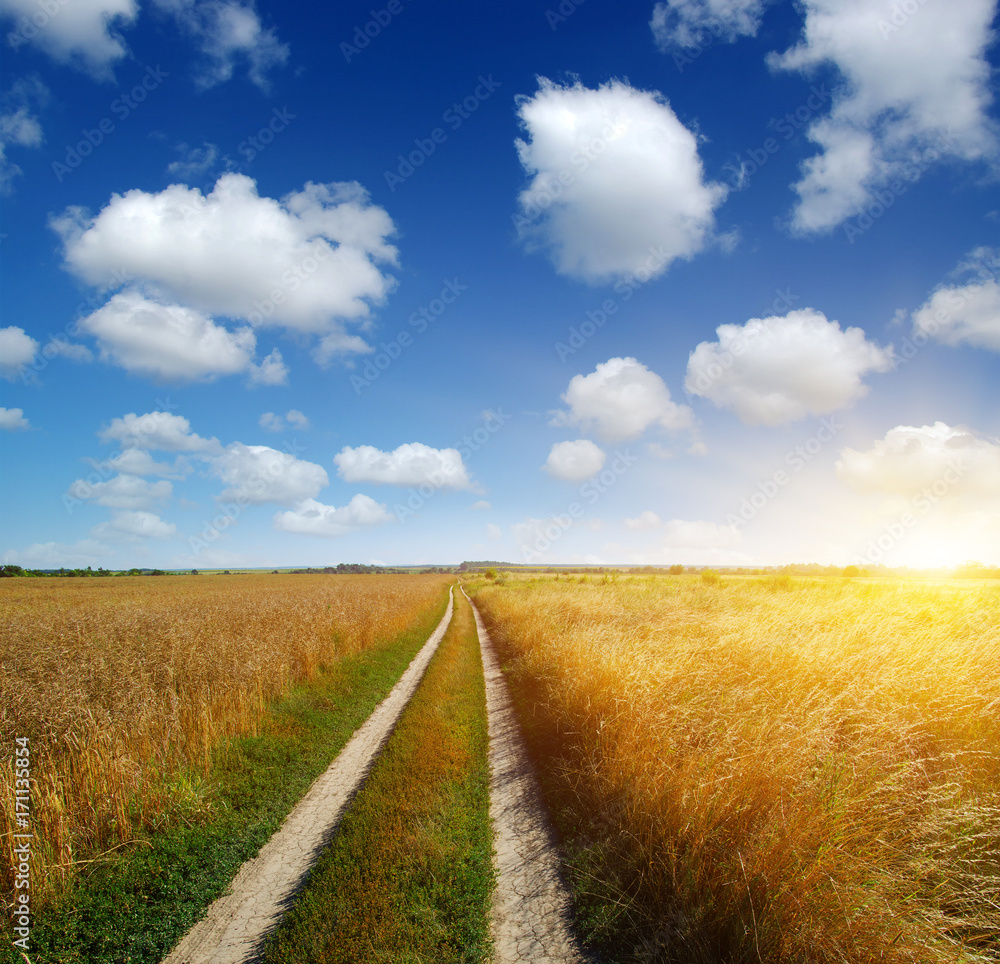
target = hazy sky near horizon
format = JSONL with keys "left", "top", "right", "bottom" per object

{"left": 1, "top": 0, "right": 998, "bottom": 570}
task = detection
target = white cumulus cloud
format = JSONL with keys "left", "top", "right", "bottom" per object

{"left": 514, "top": 78, "right": 727, "bottom": 282}
{"left": 90, "top": 510, "right": 177, "bottom": 541}
{"left": 273, "top": 494, "right": 391, "bottom": 537}
{"left": 210, "top": 443, "right": 328, "bottom": 506}
{"left": 912, "top": 278, "right": 1000, "bottom": 352}
{"left": 0, "top": 325, "right": 38, "bottom": 379}
{"left": 552, "top": 357, "right": 694, "bottom": 442}
{"left": 67, "top": 474, "right": 173, "bottom": 510}
{"left": 78, "top": 290, "right": 279, "bottom": 383}
{"left": 836, "top": 422, "right": 1000, "bottom": 499}
{"left": 259, "top": 409, "right": 309, "bottom": 432}
{"left": 334, "top": 442, "right": 473, "bottom": 490}
{"left": 99, "top": 411, "right": 219, "bottom": 452}
{"left": 625, "top": 510, "right": 663, "bottom": 531}
{"left": 0, "top": 0, "right": 137, "bottom": 79}
{"left": 0, "top": 406, "right": 29, "bottom": 430}
{"left": 685, "top": 309, "right": 892, "bottom": 425}
{"left": 769, "top": 0, "right": 998, "bottom": 233}
{"left": 53, "top": 174, "right": 398, "bottom": 363}
{"left": 543, "top": 439, "right": 606, "bottom": 482}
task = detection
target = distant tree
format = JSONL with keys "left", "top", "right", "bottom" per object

{"left": 223, "top": 570, "right": 231, "bottom": 575}
{"left": 191, "top": 569, "right": 200, "bottom": 575}
{"left": 0, "top": 565, "right": 24, "bottom": 578}
{"left": 668, "top": 564, "right": 684, "bottom": 575}
{"left": 842, "top": 565, "right": 861, "bottom": 577}
{"left": 484, "top": 568, "right": 497, "bottom": 579}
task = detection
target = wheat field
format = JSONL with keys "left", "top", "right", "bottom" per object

{"left": 0, "top": 573, "right": 451, "bottom": 909}
{"left": 473, "top": 573, "right": 1000, "bottom": 963}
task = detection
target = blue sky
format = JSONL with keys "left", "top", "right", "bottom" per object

{"left": 1, "top": 0, "right": 998, "bottom": 570}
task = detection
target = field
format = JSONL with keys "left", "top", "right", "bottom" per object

{"left": 473, "top": 573, "right": 1000, "bottom": 963}
{"left": 0, "top": 573, "right": 452, "bottom": 914}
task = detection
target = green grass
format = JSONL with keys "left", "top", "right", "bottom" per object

{"left": 4, "top": 591, "right": 450, "bottom": 964}
{"left": 261, "top": 587, "right": 494, "bottom": 964}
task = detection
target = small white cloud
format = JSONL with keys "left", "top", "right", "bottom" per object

{"left": 166, "top": 141, "right": 219, "bottom": 179}
{"left": 210, "top": 443, "right": 328, "bottom": 506}
{"left": 0, "top": 79, "right": 46, "bottom": 193}
{"left": 273, "top": 494, "right": 391, "bottom": 537}
{"left": 552, "top": 357, "right": 694, "bottom": 442}
{"left": 259, "top": 412, "right": 283, "bottom": 432}
{"left": 685, "top": 309, "right": 892, "bottom": 425}
{"left": 99, "top": 411, "right": 219, "bottom": 452}
{"left": 85, "top": 449, "right": 186, "bottom": 479}
{"left": 285, "top": 409, "right": 309, "bottom": 429}
{"left": 335, "top": 442, "right": 473, "bottom": 490}
{"left": 67, "top": 474, "right": 173, "bottom": 510}
{"left": 153, "top": 0, "right": 289, "bottom": 90}
{"left": 247, "top": 347, "right": 288, "bottom": 386}
{"left": 650, "top": 0, "right": 772, "bottom": 51}
{"left": 912, "top": 279, "right": 1000, "bottom": 352}
{"left": 78, "top": 290, "right": 265, "bottom": 383}
{"left": 0, "top": 0, "right": 137, "bottom": 79}
{"left": 625, "top": 510, "right": 663, "bottom": 531}
{"left": 0, "top": 325, "right": 39, "bottom": 379}
{"left": 514, "top": 78, "right": 726, "bottom": 282}
{"left": 91, "top": 510, "right": 177, "bottom": 541}
{"left": 769, "top": 0, "right": 998, "bottom": 234}
{"left": 43, "top": 337, "right": 94, "bottom": 363}
{"left": 543, "top": 439, "right": 606, "bottom": 482}
{"left": 0, "top": 406, "right": 29, "bottom": 430}
{"left": 486, "top": 523, "right": 503, "bottom": 540}
{"left": 470, "top": 500, "right": 492, "bottom": 510}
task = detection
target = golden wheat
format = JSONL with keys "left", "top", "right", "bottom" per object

{"left": 0, "top": 573, "right": 450, "bottom": 909}
{"left": 474, "top": 574, "right": 1000, "bottom": 963}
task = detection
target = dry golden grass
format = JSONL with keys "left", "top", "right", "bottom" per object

{"left": 0, "top": 573, "right": 450, "bottom": 909}
{"left": 474, "top": 574, "right": 1000, "bottom": 963}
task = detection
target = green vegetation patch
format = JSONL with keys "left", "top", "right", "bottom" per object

{"left": 8, "top": 593, "right": 450, "bottom": 964}
{"left": 262, "top": 590, "right": 494, "bottom": 964}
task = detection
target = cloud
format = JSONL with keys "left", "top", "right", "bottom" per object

{"left": 152, "top": 0, "right": 288, "bottom": 90}
{"left": 67, "top": 474, "right": 173, "bottom": 510}
{"left": 625, "top": 509, "right": 663, "bottom": 531}
{"left": 543, "top": 439, "right": 606, "bottom": 482}
{"left": 210, "top": 443, "right": 329, "bottom": 506}
{"left": 0, "top": 407, "right": 29, "bottom": 430}
{"left": 514, "top": 78, "right": 727, "bottom": 282}
{"left": 651, "top": 0, "right": 772, "bottom": 50}
{"left": 87, "top": 449, "right": 189, "bottom": 478}
{"left": 0, "top": 77, "right": 47, "bottom": 192}
{"left": 43, "top": 337, "right": 94, "bottom": 363}
{"left": 685, "top": 309, "right": 893, "bottom": 425}
{"left": 911, "top": 254, "right": 1000, "bottom": 352}
{"left": 90, "top": 510, "right": 177, "bottom": 541}
{"left": 77, "top": 290, "right": 281, "bottom": 383}
{"left": 0, "top": 325, "right": 38, "bottom": 379}
{"left": 2, "top": 539, "right": 111, "bottom": 568}
{"left": 836, "top": 422, "right": 1000, "bottom": 499}
{"left": 334, "top": 442, "right": 473, "bottom": 490}
{"left": 53, "top": 174, "right": 398, "bottom": 362}
{"left": 166, "top": 141, "right": 219, "bottom": 179}
{"left": 0, "top": 0, "right": 137, "bottom": 79}
{"left": 769, "top": 0, "right": 998, "bottom": 233}
{"left": 551, "top": 357, "right": 694, "bottom": 442}
{"left": 486, "top": 523, "right": 503, "bottom": 540}
{"left": 470, "top": 500, "right": 492, "bottom": 510}
{"left": 99, "top": 411, "right": 219, "bottom": 452}
{"left": 273, "top": 494, "right": 391, "bottom": 537}
{"left": 260, "top": 409, "right": 310, "bottom": 432}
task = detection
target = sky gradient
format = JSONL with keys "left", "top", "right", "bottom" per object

{"left": 1, "top": 0, "right": 998, "bottom": 570}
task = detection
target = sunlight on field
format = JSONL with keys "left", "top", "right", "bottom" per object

{"left": 0, "top": 573, "right": 450, "bottom": 909}
{"left": 474, "top": 574, "right": 1000, "bottom": 963}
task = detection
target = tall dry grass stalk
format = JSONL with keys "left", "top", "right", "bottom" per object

{"left": 0, "top": 573, "right": 450, "bottom": 911}
{"left": 474, "top": 575, "right": 1000, "bottom": 963}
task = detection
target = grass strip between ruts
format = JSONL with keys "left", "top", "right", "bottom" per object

{"left": 261, "top": 586, "right": 494, "bottom": 964}
{"left": 5, "top": 591, "right": 450, "bottom": 964}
